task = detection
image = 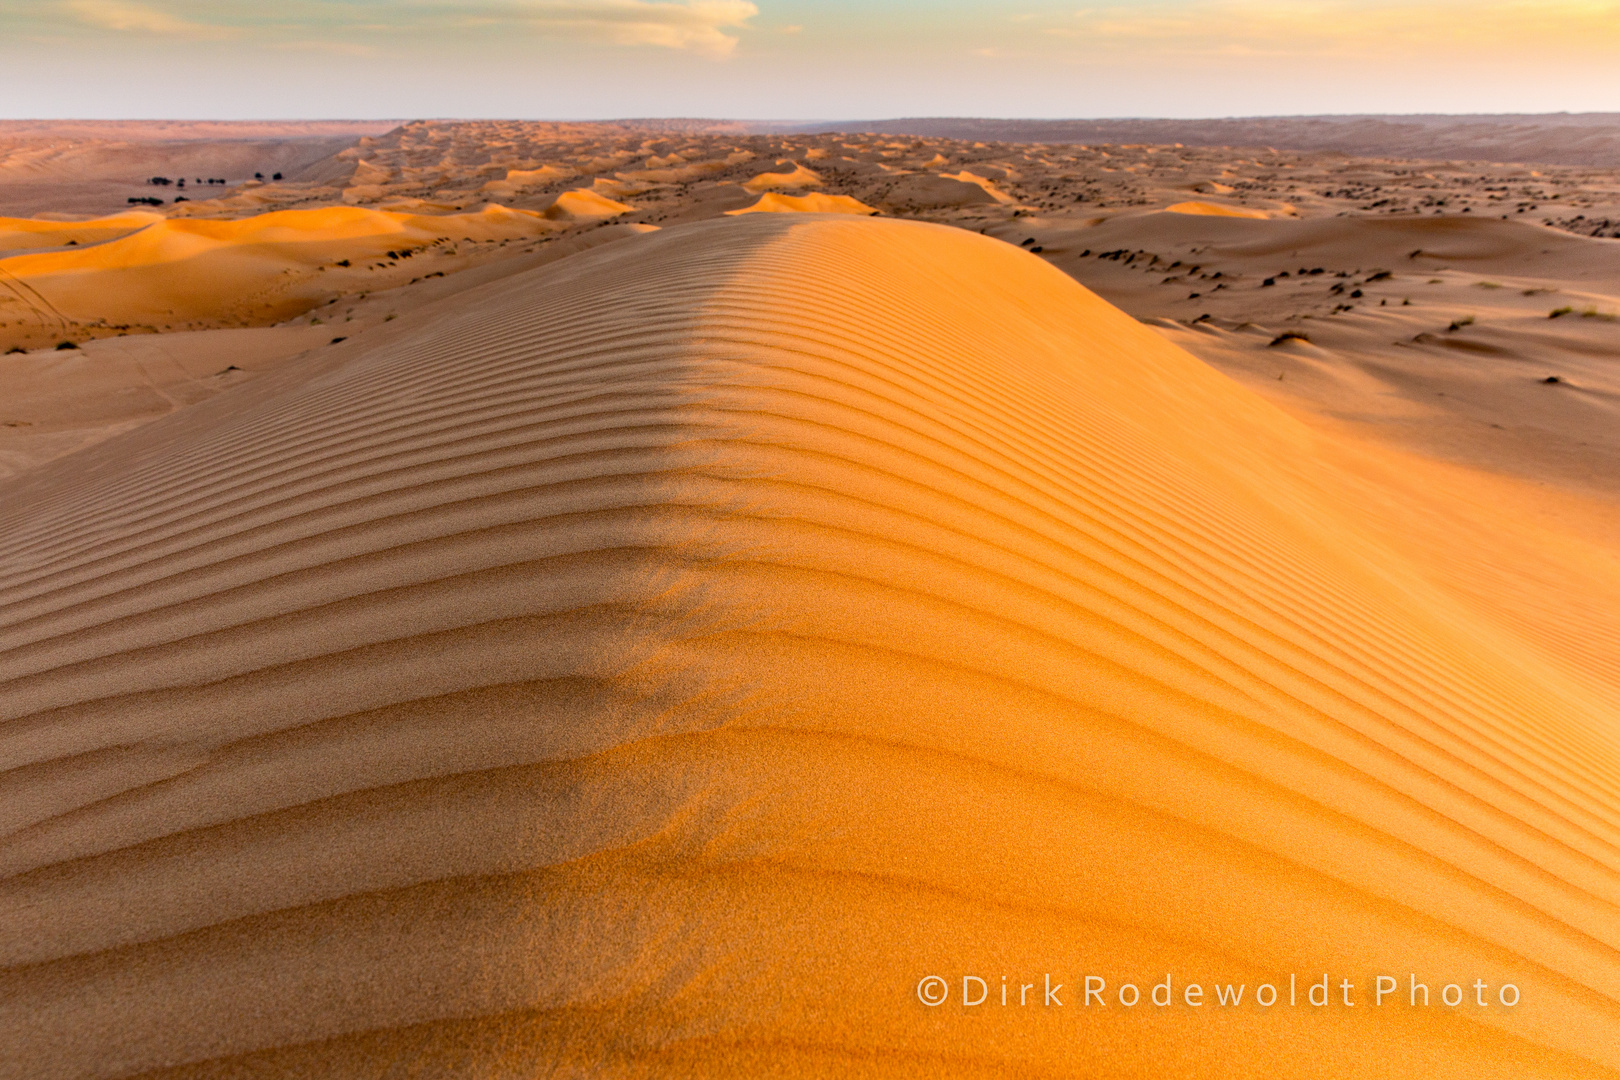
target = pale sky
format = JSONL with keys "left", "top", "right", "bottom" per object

{"left": 1, "top": 0, "right": 1617, "bottom": 120}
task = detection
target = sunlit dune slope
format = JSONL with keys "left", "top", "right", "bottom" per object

{"left": 727, "top": 191, "right": 877, "bottom": 215}
{"left": 1, "top": 215, "right": 1618, "bottom": 1079}
{"left": 0, "top": 204, "right": 553, "bottom": 339}
{"left": 0, "top": 211, "right": 161, "bottom": 254}
{"left": 743, "top": 163, "right": 824, "bottom": 192}
{"left": 1164, "top": 200, "right": 1273, "bottom": 219}
{"left": 541, "top": 188, "right": 634, "bottom": 222}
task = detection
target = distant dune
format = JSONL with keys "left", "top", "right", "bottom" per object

{"left": 786, "top": 114, "right": 1620, "bottom": 168}
{"left": 0, "top": 210, "right": 159, "bottom": 254}
{"left": 0, "top": 121, "right": 400, "bottom": 141}
{"left": 0, "top": 123, "right": 400, "bottom": 220}
{"left": 3, "top": 214, "right": 1617, "bottom": 1078}
{"left": 0, "top": 205, "right": 570, "bottom": 337}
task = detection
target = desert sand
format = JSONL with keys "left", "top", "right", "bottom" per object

{"left": 818, "top": 114, "right": 1620, "bottom": 170}
{"left": 6, "top": 121, "right": 1617, "bottom": 496}
{"left": 0, "top": 122, "right": 397, "bottom": 221}
{"left": 1, "top": 122, "right": 1618, "bottom": 1078}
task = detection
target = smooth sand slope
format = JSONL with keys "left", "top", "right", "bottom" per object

{"left": 727, "top": 191, "right": 878, "bottom": 215}
{"left": 1, "top": 215, "right": 1618, "bottom": 1078}
{"left": 0, "top": 324, "right": 338, "bottom": 483}
{"left": 0, "top": 212, "right": 162, "bottom": 255}
{"left": 0, "top": 224, "right": 661, "bottom": 485}
{"left": 1015, "top": 212, "right": 1620, "bottom": 496}
{"left": 0, "top": 123, "right": 396, "bottom": 219}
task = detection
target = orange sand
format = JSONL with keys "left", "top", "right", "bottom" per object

{"left": 743, "top": 163, "right": 825, "bottom": 192}
{"left": 541, "top": 189, "right": 634, "bottom": 222}
{"left": 0, "top": 211, "right": 161, "bottom": 254}
{"left": 1, "top": 214, "right": 1617, "bottom": 1078}
{"left": 727, "top": 191, "right": 878, "bottom": 215}
{"left": 940, "top": 171, "right": 1018, "bottom": 203}
{"left": 0, "top": 205, "right": 559, "bottom": 335}
{"left": 1165, "top": 200, "right": 1273, "bottom": 219}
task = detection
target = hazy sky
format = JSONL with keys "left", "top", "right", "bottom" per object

{"left": 2, "top": 0, "right": 1617, "bottom": 120}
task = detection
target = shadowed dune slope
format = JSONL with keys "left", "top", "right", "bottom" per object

{"left": 1, "top": 214, "right": 1618, "bottom": 1078}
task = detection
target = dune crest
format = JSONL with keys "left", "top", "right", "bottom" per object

{"left": 1165, "top": 200, "right": 1273, "bottom": 219}
{"left": 726, "top": 191, "right": 877, "bottom": 215}
{"left": 743, "top": 162, "right": 824, "bottom": 192}
{"left": 479, "top": 165, "right": 576, "bottom": 199}
{"left": 940, "top": 170, "right": 1017, "bottom": 203}
{"left": 0, "top": 211, "right": 161, "bottom": 254}
{"left": 882, "top": 172, "right": 1000, "bottom": 209}
{"left": 0, "top": 204, "right": 557, "bottom": 338}
{"left": 1, "top": 215, "right": 1617, "bottom": 1078}
{"left": 541, "top": 189, "right": 634, "bottom": 222}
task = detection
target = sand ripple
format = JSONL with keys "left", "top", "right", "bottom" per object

{"left": 1, "top": 215, "right": 1617, "bottom": 1078}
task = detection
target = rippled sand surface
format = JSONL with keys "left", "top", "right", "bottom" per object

{"left": 2, "top": 214, "right": 1617, "bottom": 1077}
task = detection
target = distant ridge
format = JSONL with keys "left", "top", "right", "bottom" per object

{"left": 6, "top": 113, "right": 1618, "bottom": 168}
{"left": 0, "top": 120, "right": 402, "bottom": 141}
{"left": 511, "top": 114, "right": 1620, "bottom": 168}
{"left": 759, "top": 114, "right": 1620, "bottom": 168}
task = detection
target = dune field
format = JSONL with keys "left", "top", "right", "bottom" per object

{"left": 6, "top": 120, "right": 1620, "bottom": 356}
{"left": 830, "top": 114, "right": 1620, "bottom": 171}
{"left": 0, "top": 122, "right": 398, "bottom": 219}
{"left": 6, "top": 121, "right": 1617, "bottom": 495}
{"left": 1, "top": 122, "right": 1618, "bottom": 1078}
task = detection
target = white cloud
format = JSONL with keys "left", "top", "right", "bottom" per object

{"left": 1066, "top": 0, "right": 1620, "bottom": 57}
{"left": 457, "top": 0, "right": 759, "bottom": 56}
{"left": 66, "top": 0, "right": 236, "bottom": 38}
{"left": 56, "top": 0, "right": 758, "bottom": 56}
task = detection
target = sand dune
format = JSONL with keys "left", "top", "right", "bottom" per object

{"left": 727, "top": 191, "right": 877, "bottom": 215}
{"left": 940, "top": 171, "right": 1017, "bottom": 204}
{"left": 811, "top": 114, "right": 1620, "bottom": 169}
{"left": 0, "top": 212, "right": 161, "bottom": 255}
{"left": 1165, "top": 200, "right": 1274, "bottom": 219}
{"left": 882, "top": 172, "right": 1000, "bottom": 210}
{"left": 0, "top": 205, "right": 560, "bottom": 343}
{"left": 1011, "top": 212, "right": 1620, "bottom": 496}
{"left": 0, "top": 123, "right": 394, "bottom": 219}
{"left": 743, "top": 162, "right": 823, "bottom": 192}
{"left": 479, "top": 165, "right": 576, "bottom": 200}
{"left": 540, "top": 189, "right": 634, "bottom": 222}
{"left": 12, "top": 119, "right": 1617, "bottom": 360}
{"left": 2, "top": 214, "right": 1617, "bottom": 1078}
{"left": 0, "top": 323, "right": 335, "bottom": 483}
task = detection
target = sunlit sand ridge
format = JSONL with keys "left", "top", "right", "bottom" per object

{"left": 0, "top": 204, "right": 612, "bottom": 339}
{"left": 0, "top": 212, "right": 161, "bottom": 255}
{"left": 0, "top": 214, "right": 1617, "bottom": 1078}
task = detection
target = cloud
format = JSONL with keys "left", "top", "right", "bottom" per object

{"left": 66, "top": 0, "right": 236, "bottom": 39}
{"left": 54, "top": 0, "right": 758, "bottom": 57}
{"left": 586, "top": 1, "right": 757, "bottom": 55}
{"left": 1066, "top": 0, "right": 1620, "bottom": 58}
{"left": 269, "top": 39, "right": 378, "bottom": 56}
{"left": 446, "top": 0, "right": 759, "bottom": 56}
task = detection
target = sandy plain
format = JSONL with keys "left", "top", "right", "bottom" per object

{"left": 0, "top": 120, "right": 1617, "bottom": 1079}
